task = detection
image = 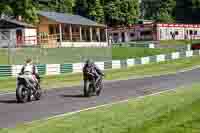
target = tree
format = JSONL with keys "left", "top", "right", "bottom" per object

{"left": 55, "top": 0, "right": 74, "bottom": 13}
{"left": 0, "top": 3, "right": 13, "bottom": 17}
{"left": 88, "top": 0, "right": 104, "bottom": 23}
{"left": 142, "top": 0, "right": 176, "bottom": 23}
{"left": 74, "top": 0, "right": 88, "bottom": 17}
{"left": 10, "top": 0, "right": 38, "bottom": 24}
{"left": 104, "top": 0, "right": 139, "bottom": 26}
{"left": 36, "top": 0, "right": 74, "bottom": 13}
{"left": 156, "top": 9, "right": 175, "bottom": 23}
{"left": 0, "top": 1, "right": 14, "bottom": 17}
{"left": 175, "top": 0, "right": 200, "bottom": 23}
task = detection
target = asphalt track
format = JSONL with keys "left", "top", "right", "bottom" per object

{"left": 1, "top": 68, "right": 200, "bottom": 128}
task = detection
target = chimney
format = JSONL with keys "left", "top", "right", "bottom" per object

{"left": 16, "top": 15, "right": 22, "bottom": 21}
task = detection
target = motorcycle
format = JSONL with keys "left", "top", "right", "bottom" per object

{"left": 83, "top": 72, "right": 103, "bottom": 97}
{"left": 16, "top": 73, "right": 42, "bottom": 103}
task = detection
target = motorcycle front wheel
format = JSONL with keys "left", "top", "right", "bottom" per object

{"left": 84, "top": 80, "right": 93, "bottom": 97}
{"left": 16, "top": 84, "right": 31, "bottom": 103}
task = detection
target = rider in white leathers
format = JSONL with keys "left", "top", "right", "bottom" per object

{"left": 20, "top": 58, "right": 40, "bottom": 86}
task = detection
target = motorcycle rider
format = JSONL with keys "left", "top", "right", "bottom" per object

{"left": 83, "top": 59, "right": 104, "bottom": 92}
{"left": 20, "top": 58, "right": 40, "bottom": 87}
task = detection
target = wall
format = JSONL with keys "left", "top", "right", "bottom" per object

{"left": 24, "top": 28, "right": 37, "bottom": 45}
{"left": 109, "top": 23, "right": 200, "bottom": 42}
{"left": 37, "top": 16, "right": 58, "bottom": 34}
{"left": 61, "top": 42, "right": 108, "bottom": 47}
{"left": 0, "top": 29, "right": 16, "bottom": 48}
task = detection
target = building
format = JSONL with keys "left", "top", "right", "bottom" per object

{"left": 0, "top": 18, "right": 37, "bottom": 47}
{"left": 108, "top": 23, "right": 200, "bottom": 43}
{"left": 37, "top": 11, "right": 108, "bottom": 47}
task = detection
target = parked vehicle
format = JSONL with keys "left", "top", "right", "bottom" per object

{"left": 191, "top": 43, "right": 200, "bottom": 50}
{"left": 16, "top": 73, "right": 42, "bottom": 103}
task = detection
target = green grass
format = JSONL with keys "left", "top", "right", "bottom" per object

{"left": 1, "top": 83, "right": 200, "bottom": 133}
{"left": 159, "top": 39, "right": 200, "bottom": 46}
{"left": 112, "top": 47, "right": 175, "bottom": 59}
{"left": 1, "top": 56, "right": 200, "bottom": 93}
{"left": 0, "top": 47, "right": 112, "bottom": 64}
{"left": 0, "top": 47, "right": 175, "bottom": 64}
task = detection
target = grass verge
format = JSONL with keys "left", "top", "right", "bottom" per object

{"left": 0, "top": 47, "right": 175, "bottom": 64}
{"left": 159, "top": 39, "right": 200, "bottom": 46}
{"left": 1, "top": 83, "right": 200, "bottom": 132}
{"left": 1, "top": 56, "right": 200, "bottom": 93}
{"left": 112, "top": 47, "right": 175, "bottom": 59}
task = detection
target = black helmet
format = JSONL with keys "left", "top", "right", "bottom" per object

{"left": 85, "top": 59, "right": 93, "bottom": 66}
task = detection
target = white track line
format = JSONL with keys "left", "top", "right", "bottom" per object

{"left": 1, "top": 65, "right": 200, "bottom": 97}
{"left": 0, "top": 92, "right": 15, "bottom": 96}
{"left": 26, "top": 88, "right": 176, "bottom": 125}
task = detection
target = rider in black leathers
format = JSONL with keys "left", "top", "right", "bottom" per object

{"left": 83, "top": 59, "right": 104, "bottom": 90}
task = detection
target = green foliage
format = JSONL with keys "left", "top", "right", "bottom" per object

{"left": 10, "top": 0, "right": 39, "bottom": 24}
{"left": 175, "top": 0, "right": 200, "bottom": 23}
{"left": 88, "top": 0, "right": 104, "bottom": 23}
{"left": 143, "top": 0, "right": 200, "bottom": 23}
{"left": 0, "top": 0, "right": 139, "bottom": 25}
{"left": 44, "top": 0, "right": 74, "bottom": 13}
{"left": 0, "top": 2, "right": 13, "bottom": 16}
{"left": 156, "top": 9, "right": 175, "bottom": 23}
{"left": 3, "top": 0, "right": 200, "bottom": 25}
{"left": 142, "top": 0, "right": 176, "bottom": 23}
{"left": 74, "top": 0, "right": 88, "bottom": 17}
{"left": 104, "top": 0, "right": 139, "bottom": 26}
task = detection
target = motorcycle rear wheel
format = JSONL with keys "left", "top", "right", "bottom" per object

{"left": 96, "top": 81, "right": 103, "bottom": 96}
{"left": 34, "top": 85, "right": 42, "bottom": 100}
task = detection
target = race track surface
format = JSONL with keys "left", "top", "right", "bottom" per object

{"left": 1, "top": 68, "right": 200, "bottom": 128}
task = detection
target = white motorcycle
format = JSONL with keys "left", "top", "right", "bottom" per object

{"left": 16, "top": 72, "right": 42, "bottom": 103}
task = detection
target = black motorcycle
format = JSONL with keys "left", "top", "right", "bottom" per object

{"left": 16, "top": 73, "right": 42, "bottom": 103}
{"left": 83, "top": 72, "right": 103, "bottom": 97}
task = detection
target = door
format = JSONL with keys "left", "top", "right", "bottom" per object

{"left": 121, "top": 32, "right": 125, "bottom": 42}
{"left": 16, "top": 29, "right": 23, "bottom": 46}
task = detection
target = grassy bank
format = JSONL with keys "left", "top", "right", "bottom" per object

{"left": 0, "top": 47, "right": 175, "bottom": 64}
{"left": 1, "top": 56, "right": 200, "bottom": 93}
{"left": 159, "top": 39, "right": 200, "bottom": 46}
{"left": 1, "top": 83, "right": 200, "bottom": 132}
{"left": 112, "top": 47, "right": 175, "bottom": 59}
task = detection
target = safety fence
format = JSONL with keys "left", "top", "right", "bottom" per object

{"left": 113, "top": 42, "right": 192, "bottom": 51}
{"left": 0, "top": 50, "right": 199, "bottom": 78}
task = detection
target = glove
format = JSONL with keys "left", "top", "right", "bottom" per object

{"left": 18, "top": 72, "right": 23, "bottom": 75}
{"left": 101, "top": 73, "right": 105, "bottom": 77}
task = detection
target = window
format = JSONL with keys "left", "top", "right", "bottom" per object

{"left": 0, "top": 31, "right": 10, "bottom": 40}
{"left": 140, "top": 31, "right": 152, "bottom": 36}
{"left": 190, "top": 30, "right": 193, "bottom": 35}
{"left": 194, "top": 31, "right": 197, "bottom": 35}
{"left": 76, "top": 28, "right": 79, "bottom": 32}
{"left": 130, "top": 33, "right": 135, "bottom": 37}
{"left": 49, "top": 25, "right": 54, "bottom": 34}
{"left": 113, "top": 33, "right": 118, "bottom": 36}
{"left": 64, "top": 25, "right": 69, "bottom": 33}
